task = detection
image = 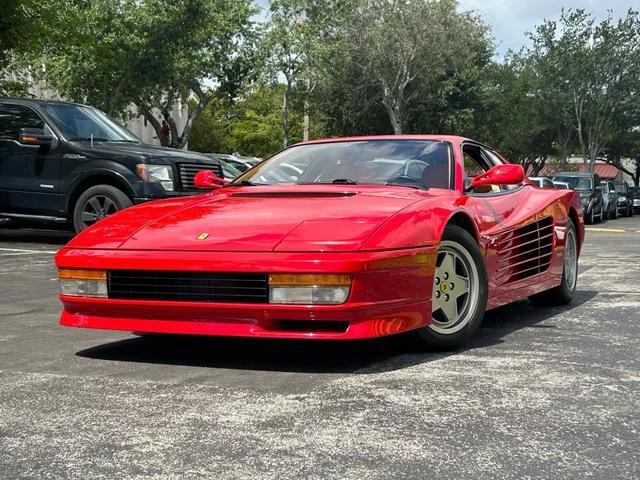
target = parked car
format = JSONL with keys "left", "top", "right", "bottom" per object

{"left": 554, "top": 181, "right": 570, "bottom": 189}
{"left": 612, "top": 181, "right": 634, "bottom": 217}
{"left": 201, "top": 153, "right": 243, "bottom": 180}
{"left": 630, "top": 186, "right": 640, "bottom": 214}
{"left": 0, "top": 98, "right": 225, "bottom": 232}
{"left": 56, "top": 135, "right": 583, "bottom": 350}
{"left": 203, "top": 153, "right": 253, "bottom": 174}
{"left": 528, "top": 176, "right": 556, "bottom": 188}
{"left": 553, "top": 172, "right": 604, "bottom": 224}
{"left": 600, "top": 181, "right": 619, "bottom": 220}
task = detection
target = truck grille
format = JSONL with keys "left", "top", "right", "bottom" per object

{"left": 108, "top": 270, "right": 269, "bottom": 303}
{"left": 178, "top": 163, "right": 223, "bottom": 191}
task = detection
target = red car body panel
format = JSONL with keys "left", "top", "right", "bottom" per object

{"left": 55, "top": 135, "right": 584, "bottom": 340}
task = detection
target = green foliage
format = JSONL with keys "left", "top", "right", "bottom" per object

{"left": 0, "top": 0, "right": 59, "bottom": 95}
{"left": 39, "top": 0, "right": 258, "bottom": 147}
{"left": 189, "top": 83, "right": 313, "bottom": 157}
{"left": 308, "top": 0, "right": 494, "bottom": 136}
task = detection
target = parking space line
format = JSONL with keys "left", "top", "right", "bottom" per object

{"left": 585, "top": 227, "right": 627, "bottom": 233}
{"left": 0, "top": 247, "right": 58, "bottom": 254}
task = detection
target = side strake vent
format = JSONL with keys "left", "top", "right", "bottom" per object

{"left": 496, "top": 216, "right": 554, "bottom": 284}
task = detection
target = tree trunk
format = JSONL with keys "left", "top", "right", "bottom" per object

{"left": 138, "top": 103, "right": 164, "bottom": 144}
{"left": 282, "top": 79, "right": 292, "bottom": 148}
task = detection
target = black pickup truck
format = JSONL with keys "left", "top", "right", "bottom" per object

{"left": 0, "top": 98, "right": 223, "bottom": 232}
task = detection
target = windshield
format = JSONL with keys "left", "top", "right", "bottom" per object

{"left": 553, "top": 176, "right": 592, "bottom": 191}
{"left": 43, "top": 104, "right": 140, "bottom": 143}
{"left": 629, "top": 187, "right": 640, "bottom": 198}
{"left": 613, "top": 183, "right": 626, "bottom": 194}
{"left": 233, "top": 140, "right": 453, "bottom": 189}
{"left": 221, "top": 161, "right": 242, "bottom": 180}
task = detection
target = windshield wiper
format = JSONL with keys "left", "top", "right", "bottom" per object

{"left": 111, "top": 139, "right": 139, "bottom": 143}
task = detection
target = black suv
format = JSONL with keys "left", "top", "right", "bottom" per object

{"left": 553, "top": 172, "right": 604, "bottom": 224}
{"left": 612, "top": 181, "right": 634, "bottom": 217}
{"left": 0, "top": 98, "right": 223, "bottom": 232}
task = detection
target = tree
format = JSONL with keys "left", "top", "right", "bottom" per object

{"left": 263, "top": 0, "right": 310, "bottom": 148}
{"left": 40, "top": 0, "right": 257, "bottom": 148}
{"left": 307, "top": 0, "right": 493, "bottom": 136}
{"left": 344, "top": 0, "right": 492, "bottom": 134}
{"left": 189, "top": 83, "right": 307, "bottom": 157}
{"left": 528, "top": 9, "right": 640, "bottom": 172}
{"left": 0, "top": 0, "right": 58, "bottom": 95}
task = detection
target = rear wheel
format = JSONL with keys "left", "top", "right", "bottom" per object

{"left": 73, "top": 185, "right": 132, "bottom": 233}
{"left": 412, "top": 225, "right": 488, "bottom": 350}
{"left": 530, "top": 218, "right": 578, "bottom": 306}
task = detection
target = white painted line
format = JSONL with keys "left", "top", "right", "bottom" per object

{"left": 0, "top": 247, "right": 58, "bottom": 254}
{"left": 585, "top": 227, "right": 627, "bottom": 233}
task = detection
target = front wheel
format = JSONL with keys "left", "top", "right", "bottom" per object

{"left": 529, "top": 218, "right": 578, "bottom": 306}
{"left": 412, "top": 225, "right": 488, "bottom": 350}
{"left": 73, "top": 185, "right": 132, "bottom": 233}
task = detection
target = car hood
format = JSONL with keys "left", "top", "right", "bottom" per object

{"left": 68, "top": 185, "right": 429, "bottom": 252}
{"left": 74, "top": 141, "right": 212, "bottom": 163}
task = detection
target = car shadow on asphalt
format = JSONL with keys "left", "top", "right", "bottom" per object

{"left": 76, "top": 289, "right": 599, "bottom": 374}
{"left": 0, "top": 227, "right": 74, "bottom": 245}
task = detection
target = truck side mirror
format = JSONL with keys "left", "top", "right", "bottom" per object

{"left": 19, "top": 128, "right": 53, "bottom": 146}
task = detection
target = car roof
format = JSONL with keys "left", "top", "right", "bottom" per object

{"left": 554, "top": 172, "right": 594, "bottom": 177}
{"left": 0, "top": 96, "right": 91, "bottom": 108}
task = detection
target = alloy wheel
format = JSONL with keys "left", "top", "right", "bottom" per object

{"left": 430, "top": 240, "right": 480, "bottom": 335}
{"left": 564, "top": 227, "right": 578, "bottom": 291}
{"left": 80, "top": 195, "right": 118, "bottom": 229}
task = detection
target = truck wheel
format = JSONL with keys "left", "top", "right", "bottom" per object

{"left": 73, "top": 185, "right": 132, "bottom": 233}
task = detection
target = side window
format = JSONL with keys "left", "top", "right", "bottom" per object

{"left": 544, "top": 179, "right": 555, "bottom": 189}
{"left": 462, "top": 144, "right": 504, "bottom": 193}
{"left": 0, "top": 104, "right": 45, "bottom": 141}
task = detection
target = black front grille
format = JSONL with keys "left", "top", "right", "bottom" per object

{"left": 178, "top": 163, "right": 223, "bottom": 191}
{"left": 108, "top": 270, "right": 269, "bottom": 303}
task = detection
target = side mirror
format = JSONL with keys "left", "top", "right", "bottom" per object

{"left": 19, "top": 128, "right": 53, "bottom": 146}
{"left": 471, "top": 164, "right": 524, "bottom": 189}
{"left": 193, "top": 169, "right": 229, "bottom": 190}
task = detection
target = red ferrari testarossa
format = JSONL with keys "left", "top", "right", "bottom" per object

{"left": 55, "top": 135, "right": 583, "bottom": 349}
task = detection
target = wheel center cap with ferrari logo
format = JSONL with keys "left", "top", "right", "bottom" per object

{"left": 440, "top": 282, "right": 449, "bottom": 293}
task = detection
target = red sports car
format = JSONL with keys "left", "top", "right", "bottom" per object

{"left": 55, "top": 135, "right": 583, "bottom": 349}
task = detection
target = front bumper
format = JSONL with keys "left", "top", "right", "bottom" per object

{"left": 56, "top": 247, "right": 436, "bottom": 340}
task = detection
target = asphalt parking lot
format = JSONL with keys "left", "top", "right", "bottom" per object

{"left": 1, "top": 218, "right": 639, "bottom": 479}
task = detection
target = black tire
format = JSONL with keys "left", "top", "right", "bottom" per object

{"left": 587, "top": 207, "right": 594, "bottom": 225}
{"left": 73, "top": 185, "right": 132, "bottom": 233}
{"left": 412, "top": 224, "right": 488, "bottom": 350}
{"left": 529, "top": 218, "right": 578, "bottom": 307}
{"left": 612, "top": 206, "right": 617, "bottom": 219}
{"left": 603, "top": 207, "right": 608, "bottom": 221}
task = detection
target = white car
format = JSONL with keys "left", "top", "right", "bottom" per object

{"left": 528, "top": 176, "right": 556, "bottom": 188}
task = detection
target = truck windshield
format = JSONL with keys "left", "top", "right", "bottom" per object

{"left": 43, "top": 104, "right": 140, "bottom": 143}
{"left": 553, "top": 176, "right": 592, "bottom": 191}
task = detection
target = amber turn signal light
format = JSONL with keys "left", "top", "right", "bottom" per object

{"left": 268, "top": 274, "right": 352, "bottom": 286}
{"left": 58, "top": 268, "right": 107, "bottom": 281}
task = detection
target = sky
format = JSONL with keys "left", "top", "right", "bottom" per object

{"left": 457, "top": 0, "right": 637, "bottom": 57}
{"left": 256, "top": 0, "right": 637, "bottom": 57}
